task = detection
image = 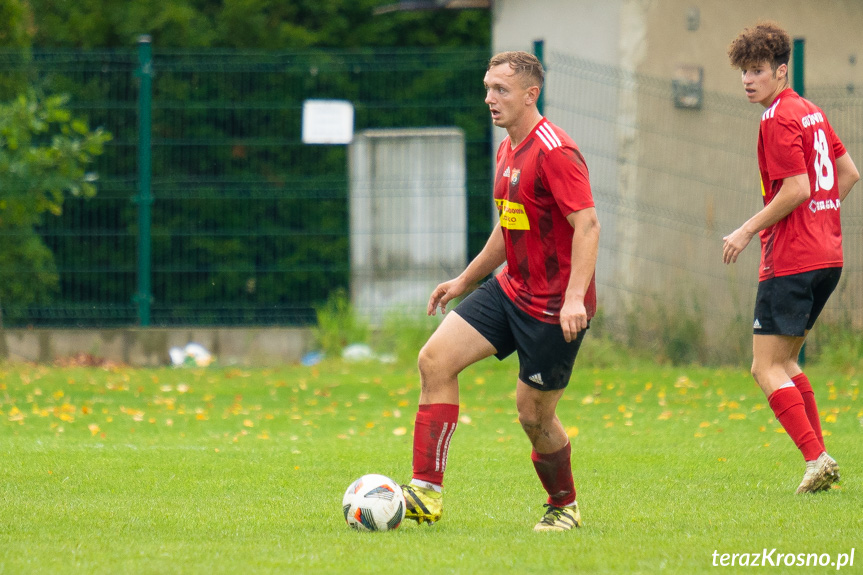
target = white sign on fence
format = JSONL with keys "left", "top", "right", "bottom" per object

{"left": 302, "top": 99, "right": 354, "bottom": 144}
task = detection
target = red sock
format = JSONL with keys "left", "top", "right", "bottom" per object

{"left": 531, "top": 442, "right": 576, "bottom": 507}
{"left": 412, "top": 403, "right": 459, "bottom": 486}
{"left": 792, "top": 373, "right": 825, "bottom": 452}
{"left": 768, "top": 386, "right": 823, "bottom": 461}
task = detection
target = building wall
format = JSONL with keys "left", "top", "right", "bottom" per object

{"left": 641, "top": 0, "right": 863, "bottom": 95}
{"left": 633, "top": 0, "right": 863, "bottom": 338}
{"left": 492, "top": 0, "right": 624, "bottom": 66}
{"left": 493, "top": 0, "right": 863, "bottom": 93}
{"left": 490, "top": 0, "right": 863, "bottom": 359}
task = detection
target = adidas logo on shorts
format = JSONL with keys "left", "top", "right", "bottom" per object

{"left": 753, "top": 319, "right": 762, "bottom": 329}
{"left": 529, "top": 373, "right": 545, "bottom": 386}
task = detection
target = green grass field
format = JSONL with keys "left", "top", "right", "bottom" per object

{"left": 1, "top": 356, "right": 860, "bottom": 574}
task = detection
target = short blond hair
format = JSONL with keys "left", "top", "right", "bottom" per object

{"left": 488, "top": 51, "right": 544, "bottom": 91}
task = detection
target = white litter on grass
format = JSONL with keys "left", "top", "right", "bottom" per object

{"left": 341, "top": 344, "right": 396, "bottom": 363}
{"left": 169, "top": 342, "right": 215, "bottom": 367}
{"left": 342, "top": 343, "right": 374, "bottom": 361}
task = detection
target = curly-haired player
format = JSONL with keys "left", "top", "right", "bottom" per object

{"left": 724, "top": 21, "right": 859, "bottom": 493}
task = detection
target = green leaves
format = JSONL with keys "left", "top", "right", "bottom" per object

{"left": 0, "top": 90, "right": 110, "bottom": 214}
{"left": 27, "top": 0, "right": 490, "bottom": 49}
{"left": 0, "top": 90, "right": 111, "bottom": 308}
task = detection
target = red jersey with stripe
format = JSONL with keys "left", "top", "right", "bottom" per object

{"left": 757, "top": 88, "right": 847, "bottom": 281}
{"left": 493, "top": 118, "right": 596, "bottom": 323}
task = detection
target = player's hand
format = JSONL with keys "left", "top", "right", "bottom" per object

{"left": 560, "top": 298, "right": 588, "bottom": 342}
{"left": 722, "top": 227, "right": 754, "bottom": 264}
{"left": 427, "top": 278, "right": 467, "bottom": 316}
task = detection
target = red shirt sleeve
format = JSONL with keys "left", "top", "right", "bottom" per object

{"left": 827, "top": 120, "right": 847, "bottom": 159}
{"left": 540, "top": 146, "right": 594, "bottom": 215}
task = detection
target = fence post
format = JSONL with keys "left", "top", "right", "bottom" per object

{"left": 792, "top": 37, "right": 805, "bottom": 98}
{"left": 533, "top": 39, "right": 544, "bottom": 116}
{"left": 135, "top": 35, "right": 153, "bottom": 326}
{"left": 793, "top": 37, "right": 806, "bottom": 366}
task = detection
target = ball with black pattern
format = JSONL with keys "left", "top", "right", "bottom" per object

{"left": 342, "top": 474, "right": 406, "bottom": 532}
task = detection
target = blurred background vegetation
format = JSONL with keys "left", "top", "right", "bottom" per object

{"left": 0, "top": 0, "right": 493, "bottom": 327}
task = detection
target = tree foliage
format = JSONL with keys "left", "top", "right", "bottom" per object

{"left": 26, "top": 0, "right": 490, "bottom": 49}
{"left": 5, "top": 1, "right": 492, "bottom": 326}
{"left": 0, "top": 0, "right": 31, "bottom": 48}
{"left": 0, "top": 91, "right": 111, "bottom": 310}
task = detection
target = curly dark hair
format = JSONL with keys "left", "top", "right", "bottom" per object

{"left": 727, "top": 21, "right": 791, "bottom": 71}
{"left": 488, "top": 51, "right": 544, "bottom": 90}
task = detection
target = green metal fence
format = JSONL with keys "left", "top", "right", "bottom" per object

{"left": 1, "top": 45, "right": 860, "bottom": 345}
{"left": 0, "top": 45, "right": 493, "bottom": 327}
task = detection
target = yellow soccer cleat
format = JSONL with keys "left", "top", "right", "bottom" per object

{"left": 401, "top": 483, "right": 443, "bottom": 525}
{"left": 533, "top": 502, "right": 582, "bottom": 532}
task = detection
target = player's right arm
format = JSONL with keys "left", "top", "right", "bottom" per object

{"left": 836, "top": 153, "right": 860, "bottom": 202}
{"left": 427, "top": 222, "right": 506, "bottom": 316}
{"left": 722, "top": 173, "right": 810, "bottom": 264}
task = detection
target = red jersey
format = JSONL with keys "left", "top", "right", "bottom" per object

{"left": 493, "top": 118, "right": 596, "bottom": 323}
{"left": 757, "top": 88, "right": 847, "bottom": 281}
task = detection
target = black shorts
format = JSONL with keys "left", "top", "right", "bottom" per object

{"left": 753, "top": 267, "right": 841, "bottom": 336}
{"left": 453, "top": 277, "right": 588, "bottom": 391}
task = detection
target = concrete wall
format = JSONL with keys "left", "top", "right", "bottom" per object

{"left": 349, "top": 128, "right": 467, "bottom": 323}
{"left": 492, "top": 0, "right": 624, "bottom": 67}
{"left": 0, "top": 327, "right": 313, "bottom": 367}
{"left": 640, "top": 0, "right": 863, "bottom": 95}
{"left": 493, "top": 0, "right": 863, "bottom": 94}
{"left": 489, "top": 0, "right": 863, "bottom": 359}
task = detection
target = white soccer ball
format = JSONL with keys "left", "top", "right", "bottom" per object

{"left": 342, "top": 474, "right": 406, "bottom": 532}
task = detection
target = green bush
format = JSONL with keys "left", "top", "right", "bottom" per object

{"left": 621, "top": 296, "right": 709, "bottom": 366}
{"left": 373, "top": 310, "right": 441, "bottom": 364}
{"left": 312, "top": 289, "right": 369, "bottom": 357}
{"left": 807, "top": 320, "right": 863, "bottom": 373}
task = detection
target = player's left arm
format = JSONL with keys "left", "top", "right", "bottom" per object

{"left": 836, "top": 153, "right": 860, "bottom": 202}
{"left": 561, "top": 207, "right": 600, "bottom": 342}
{"left": 722, "top": 173, "right": 810, "bottom": 264}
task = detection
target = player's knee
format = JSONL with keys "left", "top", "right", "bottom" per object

{"left": 417, "top": 344, "right": 432, "bottom": 377}
{"left": 749, "top": 360, "right": 762, "bottom": 383}
{"left": 417, "top": 342, "right": 449, "bottom": 380}
{"left": 516, "top": 403, "right": 549, "bottom": 432}
{"left": 750, "top": 359, "right": 774, "bottom": 387}
{"left": 517, "top": 412, "right": 542, "bottom": 437}
{"left": 518, "top": 412, "right": 559, "bottom": 449}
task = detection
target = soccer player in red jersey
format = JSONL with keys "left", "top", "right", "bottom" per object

{"left": 400, "top": 51, "right": 600, "bottom": 531}
{"left": 724, "top": 22, "right": 859, "bottom": 493}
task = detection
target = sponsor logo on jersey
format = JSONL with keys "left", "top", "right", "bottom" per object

{"left": 503, "top": 166, "right": 511, "bottom": 179}
{"left": 495, "top": 199, "right": 530, "bottom": 230}
{"left": 801, "top": 111, "right": 824, "bottom": 128}
{"left": 809, "top": 198, "right": 840, "bottom": 213}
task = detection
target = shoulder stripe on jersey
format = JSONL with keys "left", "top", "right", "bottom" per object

{"left": 536, "top": 122, "right": 562, "bottom": 151}
{"left": 540, "top": 122, "right": 563, "bottom": 147}
{"left": 762, "top": 98, "right": 780, "bottom": 121}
